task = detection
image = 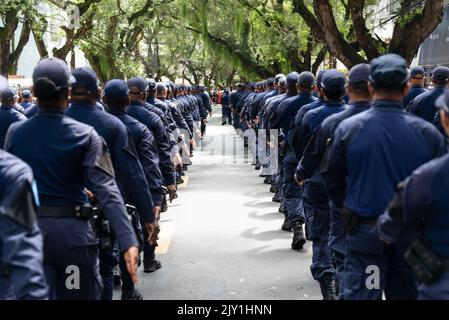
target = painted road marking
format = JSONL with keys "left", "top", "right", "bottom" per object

{"left": 178, "top": 175, "right": 189, "bottom": 188}
{"left": 155, "top": 220, "right": 176, "bottom": 255}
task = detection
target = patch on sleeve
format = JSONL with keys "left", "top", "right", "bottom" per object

{"left": 95, "top": 138, "right": 115, "bottom": 177}
{"left": 4, "top": 181, "right": 37, "bottom": 230}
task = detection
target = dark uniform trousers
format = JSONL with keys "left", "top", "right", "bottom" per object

{"left": 39, "top": 217, "right": 103, "bottom": 300}
{"left": 344, "top": 223, "right": 417, "bottom": 300}
{"left": 282, "top": 155, "right": 305, "bottom": 224}
{"left": 328, "top": 203, "right": 346, "bottom": 298}
{"left": 303, "top": 181, "right": 335, "bottom": 282}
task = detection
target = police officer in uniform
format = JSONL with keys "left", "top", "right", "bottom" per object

{"left": 270, "top": 72, "right": 317, "bottom": 248}
{"left": 299, "top": 64, "right": 372, "bottom": 299}
{"left": 403, "top": 66, "right": 427, "bottom": 109}
{"left": 0, "top": 149, "right": 48, "bottom": 299}
{"left": 104, "top": 79, "right": 163, "bottom": 299}
{"left": 20, "top": 89, "right": 34, "bottom": 110}
{"left": 325, "top": 54, "right": 445, "bottom": 300}
{"left": 409, "top": 66, "right": 449, "bottom": 123}
{"left": 295, "top": 70, "right": 347, "bottom": 300}
{"left": 5, "top": 58, "right": 140, "bottom": 300}
{"left": 378, "top": 89, "right": 449, "bottom": 300}
{"left": 0, "top": 88, "right": 27, "bottom": 147}
{"left": 65, "top": 67, "right": 155, "bottom": 300}
{"left": 128, "top": 78, "right": 177, "bottom": 216}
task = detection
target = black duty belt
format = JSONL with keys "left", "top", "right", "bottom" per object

{"left": 37, "top": 205, "right": 94, "bottom": 219}
{"left": 0, "top": 261, "right": 7, "bottom": 276}
{"left": 358, "top": 217, "right": 377, "bottom": 225}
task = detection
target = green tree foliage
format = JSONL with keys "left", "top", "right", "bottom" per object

{"left": 0, "top": 0, "right": 445, "bottom": 84}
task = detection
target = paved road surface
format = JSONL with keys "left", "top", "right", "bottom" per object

{"left": 115, "top": 107, "right": 321, "bottom": 300}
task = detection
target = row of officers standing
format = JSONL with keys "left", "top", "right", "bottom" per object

{"left": 0, "top": 57, "right": 212, "bottom": 300}
{"left": 228, "top": 54, "right": 449, "bottom": 300}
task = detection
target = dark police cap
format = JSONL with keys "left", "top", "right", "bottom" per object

{"left": 316, "top": 70, "right": 326, "bottom": 89}
{"left": 0, "top": 87, "right": 16, "bottom": 100}
{"left": 71, "top": 67, "right": 99, "bottom": 95}
{"left": 410, "top": 66, "right": 425, "bottom": 79}
{"left": 22, "top": 89, "right": 31, "bottom": 98}
{"left": 275, "top": 74, "right": 286, "bottom": 84}
{"left": 278, "top": 77, "right": 287, "bottom": 86}
{"left": 349, "top": 63, "right": 371, "bottom": 85}
{"left": 298, "top": 71, "right": 314, "bottom": 87}
{"left": 104, "top": 79, "right": 129, "bottom": 101}
{"left": 266, "top": 78, "right": 275, "bottom": 86}
{"left": 147, "top": 78, "right": 157, "bottom": 91}
{"left": 128, "top": 77, "right": 147, "bottom": 93}
{"left": 432, "top": 66, "right": 449, "bottom": 82}
{"left": 321, "top": 69, "right": 347, "bottom": 92}
{"left": 369, "top": 54, "right": 409, "bottom": 87}
{"left": 286, "top": 72, "right": 299, "bottom": 86}
{"left": 32, "top": 57, "right": 74, "bottom": 92}
{"left": 156, "top": 82, "right": 167, "bottom": 91}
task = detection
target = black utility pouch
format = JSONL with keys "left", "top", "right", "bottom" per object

{"left": 404, "top": 238, "right": 444, "bottom": 284}
{"left": 342, "top": 208, "right": 359, "bottom": 235}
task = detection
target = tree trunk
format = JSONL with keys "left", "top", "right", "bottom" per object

{"left": 348, "top": 0, "right": 381, "bottom": 61}
{"left": 389, "top": 0, "right": 444, "bottom": 64}
{"left": 313, "top": 0, "right": 366, "bottom": 68}
{"left": 9, "top": 21, "right": 32, "bottom": 75}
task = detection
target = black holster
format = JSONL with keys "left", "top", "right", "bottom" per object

{"left": 404, "top": 238, "right": 445, "bottom": 284}
{"left": 342, "top": 208, "right": 360, "bottom": 235}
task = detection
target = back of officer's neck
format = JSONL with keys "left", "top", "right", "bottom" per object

{"left": 71, "top": 96, "right": 96, "bottom": 106}
{"left": 372, "top": 92, "right": 403, "bottom": 102}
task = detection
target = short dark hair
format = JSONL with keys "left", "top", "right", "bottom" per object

{"left": 433, "top": 77, "right": 448, "bottom": 86}
{"left": 349, "top": 81, "right": 369, "bottom": 96}
{"left": 34, "top": 78, "right": 68, "bottom": 103}
{"left": 372, "top": 82, "right": 407, "bottom": 95}
{"left": 323, "top": 88, "right": 346, "bottom": 101}
{"left": 105, "top": 96, "right": 128, "bottom": 109}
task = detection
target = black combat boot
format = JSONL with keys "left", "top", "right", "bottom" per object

{"left": 161, "top": 197, "right": 168, "bottom": 212}
{"left": 263, "top": 175, "right": 272, "bottom": 184}
{"left": 281, "top": 217, "right": 292, "bottom": 232}
{"left": 255, "top": 161, "right": 261, "bottom": 170}
{"left": 182, "top": 164, "right": 188, "bottom": 171}
{"left": 113, "top": 265, "right": 121, "bottom": 288}
{"left": 121, "top": 288, "right": 143, "bottom": 300}
{"left": 291, "top": 221, "right": 306, "bottom": 250}
{"left": 319, "top": 275, "right": 339, "bottom": 300}
{"left": 278, "top": 203, "right": 288, "bottom": 214}
{"left": 272, "top": 193, "right": 281, "bottom": 203}
{"left": 143, "top": 259, "right": 162, "bottom": 273}
{"left": 270, "top": 184, "right": 277, "bottom": 193}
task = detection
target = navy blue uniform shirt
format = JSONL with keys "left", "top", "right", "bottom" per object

{"left": 299, "top": 101, "right": 371, "bottom": 180}
{"left": 109, "top": 108, "right": 164, "bottom": 206}
{"left": 0, "top": 150, "right": 48, "bottom": 299}
{"left": 5, "top": 108, "right": 138, "bottom": 250}
{"left": 327, "top": 100, "right": 446, "bottom": 219}
{"left": 65, "top": 103, "right": 155, "bottom": 223}
{"left": 409, "top": 86, "right": 445, "bottom": 123}
{"left": 378, "top": 153, "right": 449, "bottom": 258}
{"left": 0, "top": 105, "right": 26, "bottom": 148}
{"left": 128, "top": 101, "right": 175, "bottom": 186}
{"left": 403, "top": 85, "right": 427, "bottom": 109}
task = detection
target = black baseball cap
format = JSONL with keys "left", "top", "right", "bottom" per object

{"left": 128, "top": 77, "right": 147, "bottom": 94}
{"left": 298, "top": 71, "right": 315, "bottom": 87}
{"left": 71, "top": 67, "right": 99, "bottom": 96}
{"left": 432, "top": 66, "right": 449, "bottom": 82}
{"left": 349, "top": 64, "right": 371, "bottom": 85}
{"left": 369, "top": 54, "right": 409, "bottom": 88}
{"left": 104, "top": 79, "right": 129, "bottom": 101}
{"left": 32, "top": 58, "right": 74, "bottom": 93}
{"left": 410, "top": 66, "right": 425, "bottom": 79}
{"left": 321, "top": 69, "right": 347, "bottom": 92}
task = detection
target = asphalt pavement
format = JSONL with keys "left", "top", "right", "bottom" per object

{"left": 115, "top": 107, "right": 321, "bottom": 300}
